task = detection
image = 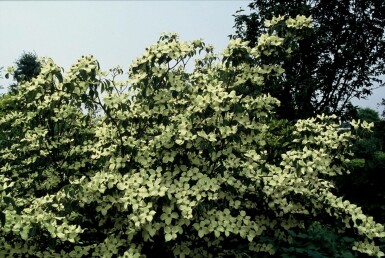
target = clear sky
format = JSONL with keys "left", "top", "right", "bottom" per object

{"left": 0, "top": 1, "right": 248, "bottom": 71}
{"left": 0, "top": 0, "right": 383, "bottom": 112}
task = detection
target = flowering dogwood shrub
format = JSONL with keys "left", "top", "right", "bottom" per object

{"left": 0, "top": 16, "right": 384, "bottom": 257}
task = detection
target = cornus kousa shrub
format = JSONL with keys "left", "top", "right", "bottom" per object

{"left": 0, "top": 16, "right": 384, "bottom": 257}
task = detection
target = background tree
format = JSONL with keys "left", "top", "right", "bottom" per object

{"left": 336, "top": 108, "right": 385, "bottom": 224}
{"left": 8, "top": 51, "right": 41, "bottom": 93}
{"left": 232, "top": 0, "right": 385, "bottom": 120}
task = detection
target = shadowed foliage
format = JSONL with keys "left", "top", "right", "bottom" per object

{"left": 233, "top": 0, "right": 385, "bottom": 120}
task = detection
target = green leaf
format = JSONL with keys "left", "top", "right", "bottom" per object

{"left": 3, "top": 196, "right": 20, "bottom": 214}
{"left": 165, "top": 233, "right": 173, "bottom": 242}
{"left": 20, "top": 228, "right": 29, "bottom": 240}
{"left": 198, "top": 229, "right": 205, "bottom": 238}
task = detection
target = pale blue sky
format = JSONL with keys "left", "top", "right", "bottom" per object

{"left": 0, "top": 1, "right": 248, "bottom": 70}
{"left": 0, "top": 1, "right": 383, "bottom": 111}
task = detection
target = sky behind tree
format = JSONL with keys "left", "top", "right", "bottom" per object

{"left": 0, "top": 1, "right": 383, "bottom": 111}
{"left": 0, "top": 1, "right": 248, "bottom": 70}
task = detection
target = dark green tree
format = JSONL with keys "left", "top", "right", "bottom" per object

{"left": 233, "top": 0, "right": 385, "bottom": 120}
{"left": 336, "top": 108, "right": 385, "bottom": 224}
{"left": 353, "top": 108, "right": 384, "bottom": 156}
{"left": 358, "top": 108, "right": 381, "bottom": 123}
{"left": 8, "top": 51, "right": 41, "bottom": 92}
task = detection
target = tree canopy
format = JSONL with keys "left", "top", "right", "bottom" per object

{"left": 6, "top": 51, "right": 41, "bottom": 93}
{"left": 0, "top": 16, "right": 384, "bottom": 257}
{"left": 233, "top": 0, "right": 385, "bottom": 120}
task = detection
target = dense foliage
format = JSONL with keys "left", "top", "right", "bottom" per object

{"left": 5, "top": 51, "right": 41, "bottom": 93}
{"left": 0, "top": 16, "right": 384, "bottom": 257}
{"left": 233, "top": 0, "right": 385, "bottom": 120}
{"left": 12, "top": 52, "right": 41, "bottom": 83}
{"left": 336, "top": 108, "right": 385, "bottom": 225}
